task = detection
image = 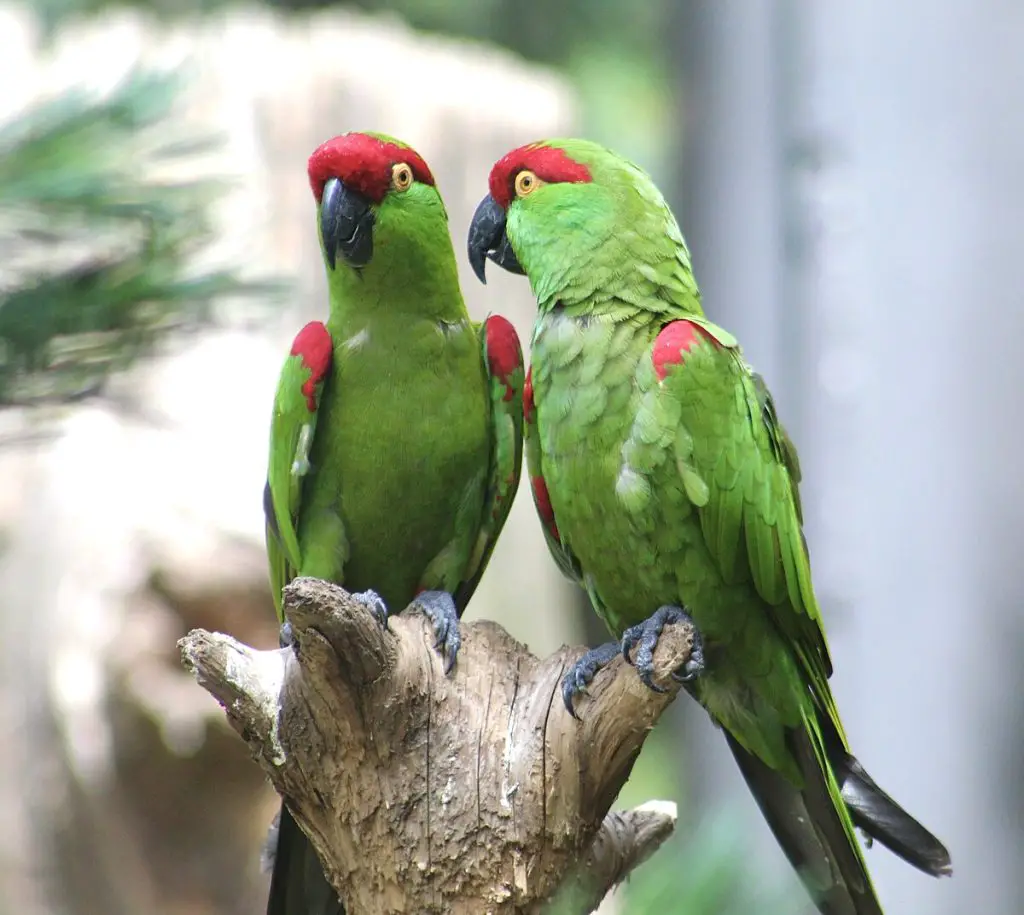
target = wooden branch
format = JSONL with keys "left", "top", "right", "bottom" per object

{"left": 179, "top": 577, "right": 695, "bottom": 914}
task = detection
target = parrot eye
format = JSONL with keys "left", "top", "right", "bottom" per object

{"left": 514, "top": 169, "right": 543, "bottom": 198}
{"left": 391, "top": 162, "right": 414, "bottom": 191}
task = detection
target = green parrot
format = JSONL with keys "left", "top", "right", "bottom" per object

{"left": 468, "top": 139, "right": 951, "bottom": 915}
{"left": 263, "top": 131, "right": 524, "bottom": 915}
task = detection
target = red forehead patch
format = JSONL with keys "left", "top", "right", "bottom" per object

{"left": 489, "top": 143, "right": 592, "bottom": 208}
{"left": 307, "top": 133, "right": 435, "bottom": 203}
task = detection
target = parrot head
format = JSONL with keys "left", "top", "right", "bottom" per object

{"left": 308, "top": 131, "right": 444, "bottom": 272}
{"left": 468, "top": 138, "right": 688, "bottom": 305}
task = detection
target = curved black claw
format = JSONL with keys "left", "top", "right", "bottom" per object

{"left": 561, "top": 640, "right": 620, "bottom": 720}
{"left": 411, "top": 590, "right": 461, "bottom": 674}
{"left": 352, "top": 589, "right": 390, "bottom": 629}
{"left": 621, "top": 605, "right": 705, "bottom": 693}
{"left": 278, "top": 621, "right": 295, "bottom": 650}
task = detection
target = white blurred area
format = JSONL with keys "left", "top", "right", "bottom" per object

{"left": 0, "top": 7, "right": 580, "bottom": 913}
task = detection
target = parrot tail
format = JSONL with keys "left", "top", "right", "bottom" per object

{"left": 725, "top": 727, "right": 885, "bottom": 915}
{"left": 838, "top": 755, "right": 953, "bottom": 877}
{"left": 267, "top": 802, "right": 346, "bottom": 915}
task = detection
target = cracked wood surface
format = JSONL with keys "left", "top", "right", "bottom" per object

{"left": 180, "top": 577, "right": 694, "bottom": 914}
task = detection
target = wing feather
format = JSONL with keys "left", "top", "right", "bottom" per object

{"left": 265, "top": 321, "right": 333, "bottom": 620}
{"left": 651, "top": 316, "right": 838, "bottom": 719}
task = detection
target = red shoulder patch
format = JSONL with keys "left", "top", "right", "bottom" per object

{"left": 523, "top": 366, "right": 535, "bottom": 424}
{"left": 652, "top": 320, "right": 717, "bottom": 381}
{"left": 530, "top": 474, "right": 560, "bottom": 542}
{"left": 290, "top": 321, "right": 333, "bottom": 412}
{"left": 307, "top": 133, "right": 435, "bottom": 203}
{"left": 484, "top": 314, "right": 522, "bottom": 403}
{"left": 489, "top": 143, "right": 593, "bottom": 209}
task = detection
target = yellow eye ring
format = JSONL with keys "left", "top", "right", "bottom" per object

{"left": 392, "top": 162, "right": 414, "bottom": 191}
{"left": 514, "top": 169, "right": 542, "bottom": 197}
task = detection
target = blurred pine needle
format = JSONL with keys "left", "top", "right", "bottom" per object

{"left": 0, "top": 67, "right": 282, "bottom": 410}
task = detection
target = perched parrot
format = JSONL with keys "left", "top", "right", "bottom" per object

{"left": 467, "top": 138, "right": 951, "bottom": 915}
{"left": 263, "top": 131, "right": 524, "bottom": 915}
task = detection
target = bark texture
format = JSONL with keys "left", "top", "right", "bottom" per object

{"left": 180, "top": 578, "right": 693, "bottom": 914}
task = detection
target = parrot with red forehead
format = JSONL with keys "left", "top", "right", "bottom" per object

{"left": 264, "top": 131, "right": 523, "bottom": 915}
{"left": 467, "top": 138, "right": 951, "bottom": 915}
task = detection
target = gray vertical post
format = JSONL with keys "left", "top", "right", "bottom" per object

{"left": 672, "top": 1, "right": 1022, "bottom": 912}
{"left": 823, "top": 4, "right": 1022, "bottom": 913}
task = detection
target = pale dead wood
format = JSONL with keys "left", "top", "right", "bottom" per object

{"left": 179, "top": 577, "right": 694, "bottom": 914}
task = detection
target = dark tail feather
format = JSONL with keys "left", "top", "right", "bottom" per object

{"left": 267, "top": 802, "right": 346, "bottom": 915}
{"left": 725, "top": 731, "right": 884, "bottom": 915}
{"left": 838, "top": 756, "right": 952, "bottom": 877}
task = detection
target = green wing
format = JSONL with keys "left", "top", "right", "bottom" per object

{"left": 649, "top": 315, "right": 842, "bottom": 732}
{"left": 451, "top": 315, "right": 525, "bottom": 613}
{"left": 645, "top": 316, "right": 883, "bottom": 905}
{"left": 265, "top": 321, "right": 333, "bottom": 620}
{"left": 751, "top": 369, "right": 805, "bottom": 524}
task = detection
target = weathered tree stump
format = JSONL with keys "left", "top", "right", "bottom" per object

{"left": 179, "top": 577, "right": 695, "bottom": 914}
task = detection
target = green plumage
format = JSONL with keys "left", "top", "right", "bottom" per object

{"left": 265, "top": 132, "right": 523, "bottom": 915}
{"left": 481, "top": 138, "right": 950, "bottom": 915}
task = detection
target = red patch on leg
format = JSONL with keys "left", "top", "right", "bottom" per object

{"left": 290, "top": 321, "right": 333, "bottom": 412}
{"left": 530, "top": 475, "right": 560, "bottom": 542}
{"left": 523, "top": 367, "right": 535, "bottom": 424}
{"left": 651, "top": 320, "right": 718, "bottom": 381}
{"left": 484, "top": 314, "right": 523, "bottom": 402}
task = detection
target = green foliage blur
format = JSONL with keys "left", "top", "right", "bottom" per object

{"left": 0, "top": 64, "right": 280, "bottom": 420}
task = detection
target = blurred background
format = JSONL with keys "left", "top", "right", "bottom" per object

{"left": 0, "top": 0, "right": 1018, "bottom": 913}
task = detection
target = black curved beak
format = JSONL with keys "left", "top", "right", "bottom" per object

{"left": 467, "top": 194, "right": 525, "bottom": 284}
{"left": 320, "top": 177, "right": 374, "bottom": 270}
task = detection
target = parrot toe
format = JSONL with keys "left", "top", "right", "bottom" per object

{"left": 561, "top": 640, "right": 620, "bottom": 719}
{"left": 353, "top": 588, "right": 390, "bottom": 629}
{"left": 410, "top": 590, "right": 461, "bottom": 674}
{"left": 621, "top": 605, "right": 705, "bottom": 692}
